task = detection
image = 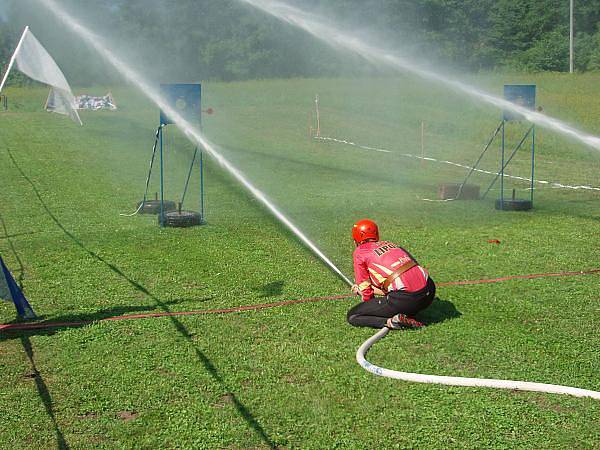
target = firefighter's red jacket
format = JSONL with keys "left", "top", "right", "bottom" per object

{"left": 353, "top": 241, "right": 429, "bottom": 301}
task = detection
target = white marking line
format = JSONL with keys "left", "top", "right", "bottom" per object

{"left": 357, "top": 327, "right": 600, "bottom": 399}
{"left": 315, "top": 136, "right": 600, "bottom": 192}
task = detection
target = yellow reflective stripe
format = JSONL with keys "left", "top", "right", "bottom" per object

{"left": 368, "top": 268, "right": 386, "bottom": 283}
{"left": 372, "top": 263, "right": 393, "bottom": 275}
{"left": 358, "top": 281, "right": 371, "bottom": 290}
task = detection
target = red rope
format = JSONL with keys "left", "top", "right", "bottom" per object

{"left": 0, "top": 294, "right": 352, "bottom": 331}
{"left": 2, "top": 269, "right": 598, "bottom": 332}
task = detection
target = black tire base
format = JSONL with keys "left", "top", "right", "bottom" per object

{"left": 495, "top": 199, "right": 533, "bottom": 211}
{"left": 160, "top": 210, "right": 205, "bottom": 228}
{"left": 137, "top": 199, "right": 177, "bottom": 214}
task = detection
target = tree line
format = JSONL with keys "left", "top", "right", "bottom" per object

{"left": 1, "top": 0, "right": 599, "bottom": 85}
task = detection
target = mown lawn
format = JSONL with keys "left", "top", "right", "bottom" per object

{"left": 0, "top": 75, "right": 598, "bottom": 449}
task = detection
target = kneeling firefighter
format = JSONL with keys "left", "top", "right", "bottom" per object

{"left": 348, "top": 219, "right": 435, "bottom": 329}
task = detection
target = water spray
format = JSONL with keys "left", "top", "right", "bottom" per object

{"left": 239, "top": 0, "right": 600, "bottom": 152}
{"left": 36, "top": 0, "right": 353, "bottom": 287}
{"left": 239, "top": 2, "right": 600, "bottom": 398}
{"left": 34, "top": 0, "right": 599, "bottom": 400}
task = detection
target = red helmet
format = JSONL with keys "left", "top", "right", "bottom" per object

{"left": 352, "top": 219, "right": 379, "bottom": 244}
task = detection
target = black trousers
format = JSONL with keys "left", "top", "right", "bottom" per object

{"left": 347, "top": 278, "right": 435, "bottom": 328}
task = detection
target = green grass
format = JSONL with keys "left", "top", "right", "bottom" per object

{"left": 0, "top": 74, "right": 599, "bottom": 449}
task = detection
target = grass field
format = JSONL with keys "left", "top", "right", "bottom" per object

{"left": 0, "top": 73, "right": 599, "bottom": 449}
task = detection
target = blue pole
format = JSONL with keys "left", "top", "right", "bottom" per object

{"left": 180, "top": 147, "right": 198, "bottom": 206}
{"left": 458, "top": 121, "right": 503, "bottom": 193}
{"left": 531, "top": 126, "right": 536, "bottom": 204}
{"left": 481, "top": 126, "right": 533, "bottom": 199}
{"left": 159, "top": 126, "right": 164, "bottom": 227}
{"left": 200, "top": 151, "right": 205, "bottom": 221}
{"left": 500, "top": 121, "right": 505, "bottom": 209}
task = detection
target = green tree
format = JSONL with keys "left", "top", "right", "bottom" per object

{"left": 1, "top": 0, "right": 600, "bottom": 80}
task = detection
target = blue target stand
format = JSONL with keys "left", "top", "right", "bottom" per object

{"left": 458, "top": 85, "right": 537, "bottom": 210}
{"left": 134, "top": 83, "right": 206, "bottom": 227}
{"left": 1, "top": 255, "right": 36, "bottom": 320}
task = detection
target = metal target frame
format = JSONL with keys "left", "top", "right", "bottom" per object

{"left": 158, "top": 83, "right": 205, "bottom": 227}
{"left": 459, "top": 85, "right": 537, "bottom": 210}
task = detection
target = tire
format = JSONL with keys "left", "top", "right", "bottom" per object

{"left": 160, "top": 210, "right": 205, "bottom": 228}
{"left": 495, "top": 199, "right": 533, "bottom": 211}
{"left": 137, "top": 199, "right": 177, "bottom": 214}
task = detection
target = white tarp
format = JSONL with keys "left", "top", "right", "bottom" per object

{"left": 0, "top": 26, "right": 82, "bottom": 125}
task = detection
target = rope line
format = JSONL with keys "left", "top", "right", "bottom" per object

{"left": 0, "top": 294, "right": 351, "bottom": 331}
{"left": 1, "top": 268, "right": 598, "bottom": 332}
{"left": 315, "top": 136, "right": 600, "bottom": 192}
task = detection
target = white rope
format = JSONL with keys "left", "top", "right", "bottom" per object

{"left": 119, "top": 201, "right": 144, "bottom": 217}
{"left": 316, "top": 136, "right": 600, "bottom": 192}
{"left": 356, "top": 327, "right": 600, "bottom": 399}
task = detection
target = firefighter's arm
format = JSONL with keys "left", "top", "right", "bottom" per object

{"left": 353, "top": 254, "right": 374, "bottom": 301}
{"left": 352, "top": 283, "right": 384, "bottom": 297}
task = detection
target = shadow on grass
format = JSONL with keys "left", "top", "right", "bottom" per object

{"left": 0, "top": 182, "right": 69, "bottom": 446}
{"left": 418, "top": 297, "right": 462, "bottom": 325}
{"left": 21, "top": 335, "right": 70, "bottom": 449}
{"left": 0, "top": 213, "right": 26, "bottom": 288}
{"left": 256, "top": 280, "right": 285, "bottom": 298}
{"left": 0, "top": 298, "right": 211, "bottom": 337}
{"left": 0, "top": 230, "right": 41, "bottom": 240}
{"left": 3, "top": 145, "right": 281, "bottom": 449}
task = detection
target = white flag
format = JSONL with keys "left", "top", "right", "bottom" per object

{"left": 0, "top": 27, "right": 82, "bottom": 125}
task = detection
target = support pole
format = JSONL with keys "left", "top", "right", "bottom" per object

{"left": 159, "top": 126, "right": 165, "bottom": 227}
{"left": 570, "top": 0, "right": 574, "bottom": 73}
{"left": 500, "top": 121, "right": 505, "bottom": 208}
{"left": 483, "top": 124, "right": 534, "bottom": 199}
{"left": 200, "top": 151, "right": 205, "bottom": 221}
{"left": 180, "top": 147, "right": 198, "bottom": 206}
{"left": 530, "top": 126, "right": 536, "bottom": 203}
{"left": 120, "top": 124, "right": 163, "bottom": 217}
{"left": 145, "top": 125, "right": 162, "bottom": 206}
{"left": 0, "top": 27, "right": 29, "bottom": 94}
{"left": 457, "top": 121, "right": 503, "bottom": 196}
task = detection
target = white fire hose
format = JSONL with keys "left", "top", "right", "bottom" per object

{"left": 356, "top": 327, "right": 600, "bottom": 399}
